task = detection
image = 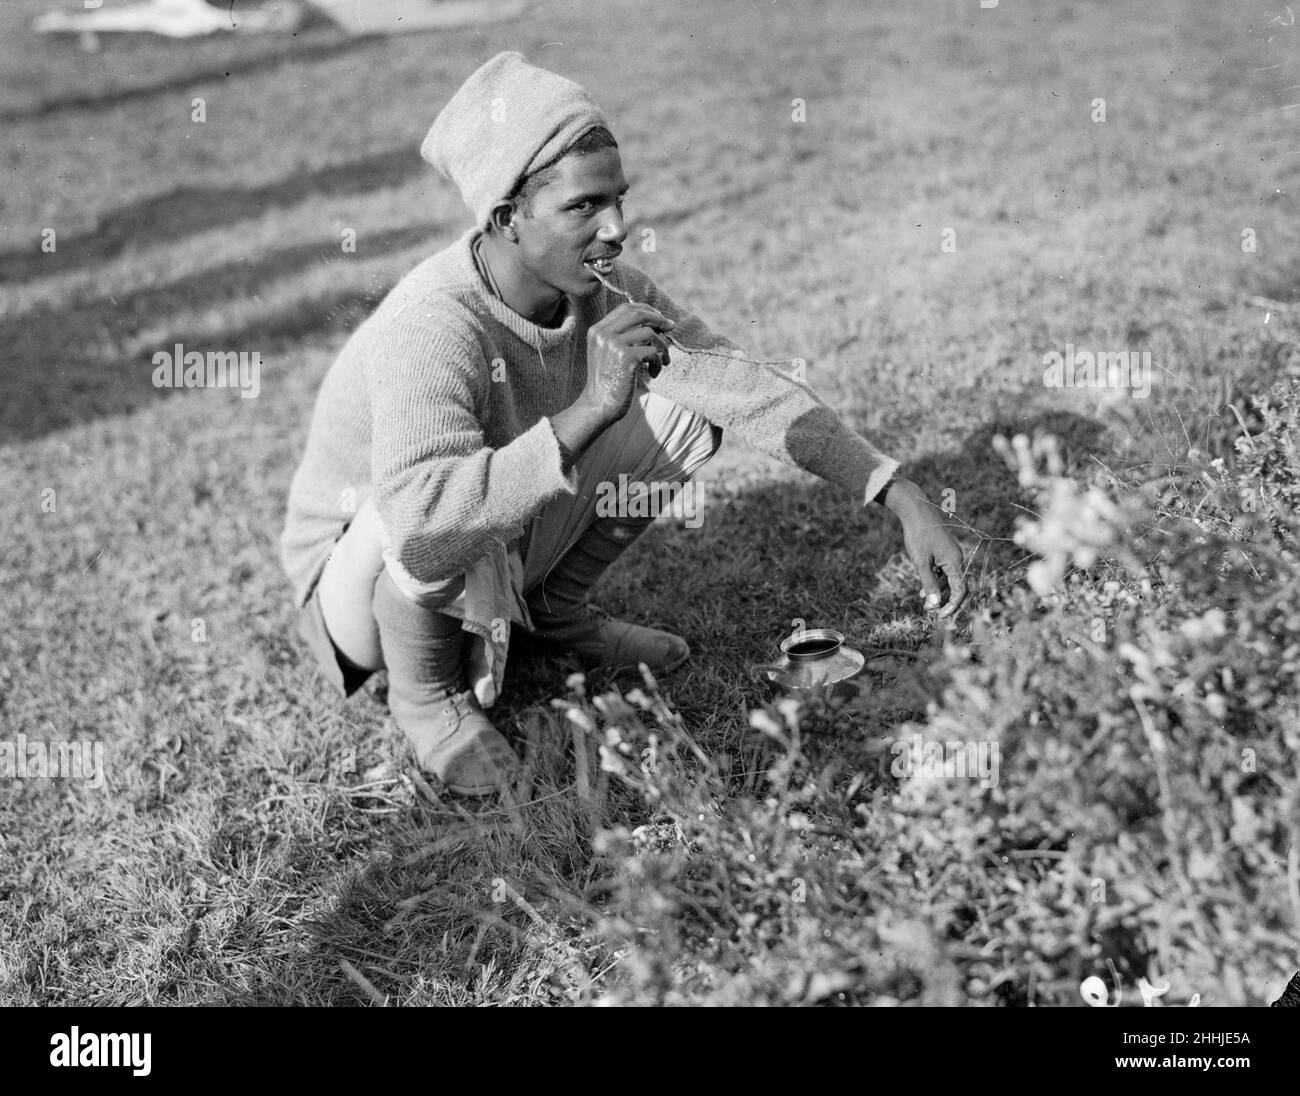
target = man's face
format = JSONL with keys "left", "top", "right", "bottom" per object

{"left": 509, "top": 147, "right": 629, "bottom": 299}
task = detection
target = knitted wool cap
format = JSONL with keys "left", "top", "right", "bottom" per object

{"left": 422, "top": 51, "right": 611, "bottom": 227}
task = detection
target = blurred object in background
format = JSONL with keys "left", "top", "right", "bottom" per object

{"left": 31, "top": 0, "right": 528, "bottom": 43}
{"left": 32, "top": 0, "right": 304, "bottom": 39}
{"left": 307, "top": 0, "right": 528, "bottom": 36}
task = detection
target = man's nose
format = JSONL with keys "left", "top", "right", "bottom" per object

{"left": 596, "top": 211, "right": 627, "bottom": 246}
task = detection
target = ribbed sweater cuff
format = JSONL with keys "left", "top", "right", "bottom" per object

{"left": 813, "top": 426, "right": 901, "bottom": 509}
{"left": 528, "top": 417, "right": 580, "bottom": 495}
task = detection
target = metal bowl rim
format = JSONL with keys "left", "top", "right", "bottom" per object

{"left": 779, "top": 628, "right": 846, "bottom": 659}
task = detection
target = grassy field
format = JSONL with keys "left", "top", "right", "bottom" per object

{"left": 2, "top": 0, "right": 1298, "bottom": 1005}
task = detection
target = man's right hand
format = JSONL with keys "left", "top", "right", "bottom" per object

{"left": 581, "top": 302, "right": 675, "bottom": 425}
{"left": 550, "top": 302, "right": 675, "bottom": 471}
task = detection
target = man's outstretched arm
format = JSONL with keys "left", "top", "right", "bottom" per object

{"left": 608, "top": 263, "right": 968, "bottom": 617}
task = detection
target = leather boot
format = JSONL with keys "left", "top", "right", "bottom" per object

{"left": 371, "top": 570, "right": 519, "bottom": 796}
{"left": 525, "top": 516, "right": 690, "bottom": 676}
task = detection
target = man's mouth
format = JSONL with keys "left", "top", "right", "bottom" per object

{"left": 583, "top": 253, "right": 619, "bottom": 276}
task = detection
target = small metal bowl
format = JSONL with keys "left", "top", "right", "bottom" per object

{"left": 753, "top": 628, "right": 867, "bottom": 696}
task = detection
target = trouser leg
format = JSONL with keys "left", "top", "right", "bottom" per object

{"left": 521, "top": 392, "right": 720, "bottom": 671}
{"left": 370, "top": 568, "right": 467, "bottom": 701}
{"left": 370, "top": 558, "right": 518, "bottom": 796}
{"left": 525, "top": 390, "right": 721, "bottom": 622}
{"left": 522, "top": 392, "right": 722, "bottom": 616}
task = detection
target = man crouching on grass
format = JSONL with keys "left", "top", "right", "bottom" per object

{"left": 279, "top": 52, "right": 967, "bottom": 797}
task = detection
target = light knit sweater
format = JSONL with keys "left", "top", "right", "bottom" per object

{"left": 279, "top": 228, "right": 900, "bottom": 608}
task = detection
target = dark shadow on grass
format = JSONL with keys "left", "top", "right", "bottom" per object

{"left": 0, "top": 25, "right": 371, "bottom": 126}
{"left": 674, "top": 407, "right": 1106, "bottom": 728}
{"left": 0, "top": 286, "right": 379, "bottom": 441}
{"left": 0, "top": 146, "right": 428, "bottom": 283}
{"left": 0, "top": 222, "right": 456, "bottom": 441}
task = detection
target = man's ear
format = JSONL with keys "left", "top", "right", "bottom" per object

{"left": 488, "top": 200, "right": 518, "bottom": 241}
